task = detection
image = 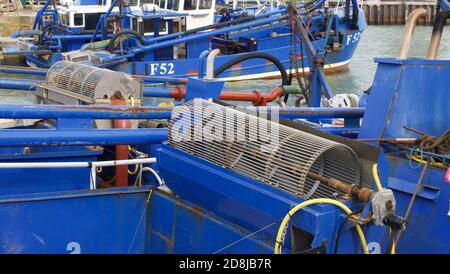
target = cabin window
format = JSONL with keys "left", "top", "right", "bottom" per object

{"left": 183, "top": 0, "right": 197, "bottom": 10}
{"left": 159, "top": 0, "right": 165, "bottom": 8}
{"left": 74, "top": 13, "right": 84, "bottom": 26}
{"left": 167, "top": 0, "right": 178, "bottom": 10}
{"left": 132, "top": 18, "right": 138, "bottom": 32}
{"left": 143, "top": 19, "right": 153, "bottom": 33}
{"left": 60, "top": 14, "right": 70, "bottom": 25}
{"left": 85, "top": 13, "right": 104, "bottom": 30}
{"left": 140, "top": 0, "right": 154, "bottom": 4}
{"left": 128, "top": 0, "right": 138, "bottom": 6}
{"left": 199, "top": 0, "right": 211, "bottom": 9}
{"left": 143, "top": 19, "right": 167, "bottom": 33}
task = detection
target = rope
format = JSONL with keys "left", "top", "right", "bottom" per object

{"left": 405, "top": 128, "right": 449, "bottom": 169}
{"left": 394, "top": 163, "right": 428, "bottom": 246}
{"left": 127, "top": 188, "right": 154, "bottom": 254}
{"left": 212, "top": 219, "right": 282, "bottom": 254}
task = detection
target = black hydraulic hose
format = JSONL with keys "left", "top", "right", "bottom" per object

{"left": 431, "top": 9, "right": 450, "bottom": 42}
{"left": 214, "top": 52, "right": 290, "bottom": 103}
{"left": 343, "top": 0, "right": 359, "bottom": 29}
{"left": 334, "top": 213, "right": 351, "bottom": 254}
{"left": 426, "top": 9, "right": 450, "bottom": 59}
{"left": 213, "top": 52, "right": 289, "bottom": 85}
{"left": 38, "top": 24, "right": 69, "bottom": 45}
{"left": 184, "top": 15, "right": 256, "bottom": 35}
{"left": 108, "top": 29, "right": 146, "bottom": 52}
{"left": 344, "top": 0, "right": 350, "bottom": 22}
{"left": 334, "top": 211, "right": 360, "bottom": 254}
{"left": 352, "top": 5, "right": 359, "bottom": 29}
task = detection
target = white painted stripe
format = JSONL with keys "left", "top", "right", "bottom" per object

{"left": 217, "top": 59, "right": 352, "bottom": 82}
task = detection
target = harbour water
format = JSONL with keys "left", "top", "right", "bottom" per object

{"left": 0, "top": 25, "right": 449, "bottom": 104}
{"left": 223, "top": 25, "right": 450, "bottom": 95}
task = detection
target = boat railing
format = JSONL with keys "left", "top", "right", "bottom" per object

{"left": 0, "top": 158, "right": 157, "bottom": 190}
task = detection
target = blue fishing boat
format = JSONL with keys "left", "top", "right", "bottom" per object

{"left": 76, "top": 0, "right": 367, "bottom": 81}
{"left": 0, "top": 0, "right": 216, "bottom": 68}
{"left": 0, "top": 2, "right": 448, "bottom": 255}
{"left": 1, "top": 0, "right": 366, "bottom": 84}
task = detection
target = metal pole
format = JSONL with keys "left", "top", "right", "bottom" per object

{"left": 0, "top": 105, "right": 173, "bottom": 120}
{"left": 398, "top": 8, "right": 427, "bottom": 59}
{"left": 0, "top": 128, "right": 168, "bottom": 147}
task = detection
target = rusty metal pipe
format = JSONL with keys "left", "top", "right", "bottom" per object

{"left": 426, "top": 9, "right": 450, "bottom": 60}
{"left": 111, "top": 99, "right": 132, "bottom": 187}
{"left": 170, "top": 87, "right": 285, "bottom": 106}
{"left": 398, "top": 8, "right": 427, "bottom": 59}
{"left": 307, "top": 171, "right": 373, "bottom": 203}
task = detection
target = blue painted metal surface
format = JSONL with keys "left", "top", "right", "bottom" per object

{"left": 359, "top": 58, "right": 450, "bottom": 140}
{"left": 0, "top": 104, "right": 365, "bottom": 121}
{"left": 0, "top": 105, "right": 173, "bottom": 120}
{"left": 0, "top": 11, "right": 448, "bottom": 254}
{"left": 0, "top": 78, "right": 39, "bottom": 90}
{"left": 0, "top": 187, "right": 151, "bottom": 253}
{"left": 0, "top": 184, "right": 279, "bottom": 253}
{"left": 153, "top": 145, "right": 369, "bottom": 253}
{"left": 374, "top": 154, "right": 450, "bottom": 254}
{"left": 356, "top": 55, "right": 450, "bottom": 253}
{"left": 0, "top": 66, "right": 47, "bottom": 76}
{"left": 247, "top": 106, "right": 365, "bottom": 119}
{"left": 0, "top": 128, "right": 168, "bottom": 147}
{"left": 184, "top": 78, "right": 224, "bottom": 101}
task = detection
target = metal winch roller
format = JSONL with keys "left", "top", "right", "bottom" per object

{"left": 168, "top": 99, "right": 364, "bottom": 200}
{"left": 35, "top": 61, "right": 143, "bottom": 128}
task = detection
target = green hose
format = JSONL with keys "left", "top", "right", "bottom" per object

{"left": 82, "top": 39, "right": 115, "bottom": 50}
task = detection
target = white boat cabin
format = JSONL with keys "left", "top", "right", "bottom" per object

{"left": 56, "top": 0, "right": 214, "bottom": 32}
{"left": 139, "top": 0, "right": 215, "bottom": 30}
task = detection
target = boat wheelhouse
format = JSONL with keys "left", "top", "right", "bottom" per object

{"left": 140, "top": 0, "right": 216, "bottom": 30}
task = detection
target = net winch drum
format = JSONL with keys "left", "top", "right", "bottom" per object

{"left": 168, "top": 99, "right": 362, "bottom": 200}
{"left": 35, "top": 61, "right": 143, "bottom": 128}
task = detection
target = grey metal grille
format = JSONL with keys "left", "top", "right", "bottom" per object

{"left": 168, "top": 99, "right": 361, "bottom": 199}
{"left": 47, "top": 61, "right": 104, "bottom": 99}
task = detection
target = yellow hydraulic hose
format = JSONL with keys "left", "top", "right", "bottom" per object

{"left": 411, "top": 154, "right": 444, "bottom": 168}
{"left": 127, "top": 145, "right": 139, "bottom": 175}
{"left": 372, "top": 164, "right": 395, "bottom": 254}
{"left": 128, "top": 163, "right": 139, "bottom": 175}
{"left": 372, "top": 164, "right": 383, "bottom": 192}
{"left": 274, "top": 198, "right": 369, "bottom": 254}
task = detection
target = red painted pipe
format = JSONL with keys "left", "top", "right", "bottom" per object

{"left": 170, "top": 86, "right": 285, "bottom": 106}
{"left": 111, "top": 99, "right": 131, "bottom": 187}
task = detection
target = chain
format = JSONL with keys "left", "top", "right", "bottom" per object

{"left": 288, "top": 11, "right": 311, "bottom": 106}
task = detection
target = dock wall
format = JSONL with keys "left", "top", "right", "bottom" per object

{"left": 360, "top": 1, "right": 439, "bottom": 25}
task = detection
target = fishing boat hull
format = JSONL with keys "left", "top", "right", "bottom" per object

{"left": 111, "top": 29, "right": 361, "bottom": 82}
{"left": 0, "top": 185, "right": 273, "bottom": 254}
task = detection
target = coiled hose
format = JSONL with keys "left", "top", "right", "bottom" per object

{"left": 213, "top": 52, "right": 289, "bottom": 99}
{"left": 274, "top": 198, "right": 369, "bottom": 254}
{"left": 38, "top": 24, "right": 69, "bottom": 45}
{"left": 108, "top": 29, "right": 147, "bottom": 52}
